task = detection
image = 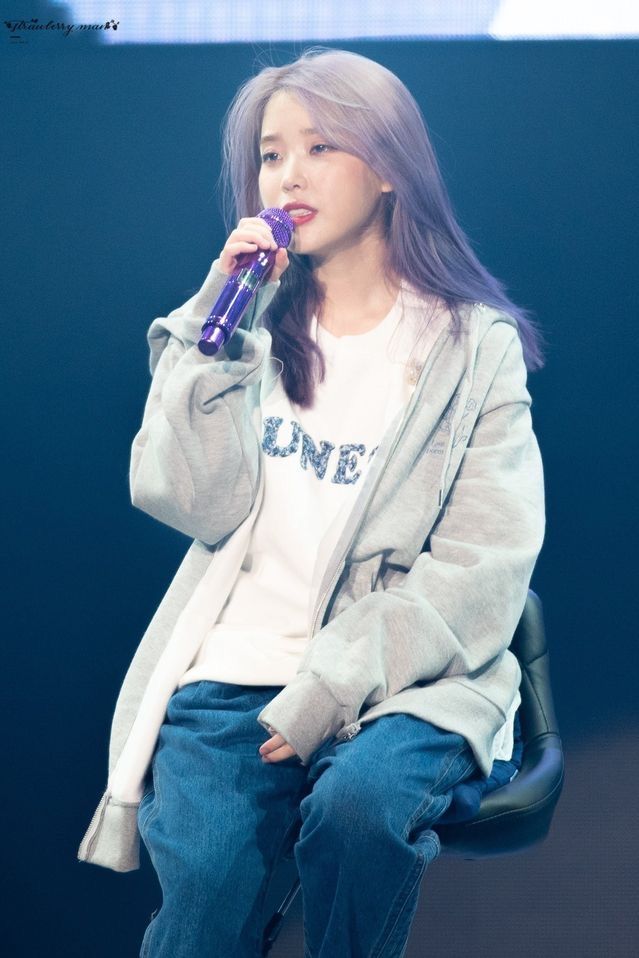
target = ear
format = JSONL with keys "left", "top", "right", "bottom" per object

{"left": 381, "top": 182, "right": 393, "bottom": 194}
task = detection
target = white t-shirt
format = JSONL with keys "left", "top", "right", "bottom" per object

{"left": 178, "top": 293, "right": 417, "bottom": 688}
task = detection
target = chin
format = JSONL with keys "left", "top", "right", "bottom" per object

{"left": 290, "top": 239, "right": 316, "bottom": 258}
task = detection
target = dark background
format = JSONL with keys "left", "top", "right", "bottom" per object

{"left": 2, "top": 30, "right": 638, "bottom": 958}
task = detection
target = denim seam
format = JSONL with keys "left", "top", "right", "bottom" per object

{"left": 369, "top": 844, "right": 429, "bottom": 958}
{"left": 403, "top": 743, "right": 474, "bottom": 838}
{"left": 369, "top": 746, "right": 474, "bottom": 958}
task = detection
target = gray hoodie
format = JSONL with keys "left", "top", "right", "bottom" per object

{"left": 77, "top": 261, "right": 545, "bottom": 873}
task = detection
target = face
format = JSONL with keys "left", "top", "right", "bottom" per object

{"left": 257, "top": 90, "right": 392, "bottom": 263}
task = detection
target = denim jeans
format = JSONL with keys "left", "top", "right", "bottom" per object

{"left": 138, "top": 680, "right": 480, "bottom": 958}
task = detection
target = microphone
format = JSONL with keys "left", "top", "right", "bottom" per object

{"left": 198, "top": 208, "right": 295, "bottom": 356}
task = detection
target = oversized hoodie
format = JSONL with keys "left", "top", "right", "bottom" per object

{"left": 77, "top": 260, "right": 545, "bottom": 873}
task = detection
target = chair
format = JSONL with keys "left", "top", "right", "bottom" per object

{"left": 261, "top": 589, "right": 565, "bottom": 955}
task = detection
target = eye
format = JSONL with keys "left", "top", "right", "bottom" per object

{"left": 260, "top": 151, "right": 280, "bottom": 164}
{"left": 310, "top": 143, "right": 334, "bottom": 155}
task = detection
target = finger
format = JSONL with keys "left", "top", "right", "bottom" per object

{"left": 258, "top": 733, "right": 285, "bottom": 755}
{"left": 238, "top": 216, "right": 270, "bottom": 227}
{"left": 231, "top": 225, "right": 277, "bottom": 249}
{"left": 224, "top": 241, "right": 259, "bottom": 255}
{"left": 218, "top": 239, "right": 274, "bottom": 276}
{"left": 270, "top": 248, "right": 290, "bottom": 283}
{"left": 225, "top": 241, "right": 267, "bottom": 258}
{"left": 262, "top": 743, "right": 297, "bottom": 763}
{"left": 226, "top": 236, "right": 274, "bottom": 255}
{"left": 217, "top": 243, "right": 259, "bottom": 275}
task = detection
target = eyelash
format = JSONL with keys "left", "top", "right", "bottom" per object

{"left": 260, "top": 144, "right": 334, "bottom": 164}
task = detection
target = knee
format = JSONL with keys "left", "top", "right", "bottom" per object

{"left": 297, "top": 769, "right": 397, "bottom": 851}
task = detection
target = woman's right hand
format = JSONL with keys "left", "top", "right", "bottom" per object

{"left": 218, "top": 216, "right": 290, "bottom": 283}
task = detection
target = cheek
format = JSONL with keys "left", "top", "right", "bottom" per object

{"left": 339, "top": 170, "right": 376, "bottom": 210}
{"left": 341, "top": 179, "right": 377, "bottom": 217}
{"left": 257, "top": 170, "right": 270, "bottom": 204}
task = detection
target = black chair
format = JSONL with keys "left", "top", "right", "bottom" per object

{"left": 261, "top": 589, "right": 564, "bottom": 955}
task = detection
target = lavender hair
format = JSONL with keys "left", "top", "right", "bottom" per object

{"left": 219, "top": 47, "right": 546, "bottom": 407}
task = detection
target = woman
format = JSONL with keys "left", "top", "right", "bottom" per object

{"left": 78, "top": 48, "right": 545, "bottom": 958}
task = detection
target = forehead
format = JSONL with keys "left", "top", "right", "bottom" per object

{"left": 260, "top": 90, "right": 315, "bottom": 136}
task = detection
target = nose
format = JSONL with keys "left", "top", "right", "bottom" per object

{"left": 281, "top": 153, "right": 308, "bottom": 192}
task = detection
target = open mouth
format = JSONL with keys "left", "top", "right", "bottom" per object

{"left": 284, "top": 206, "right": 317, "bottom": 226}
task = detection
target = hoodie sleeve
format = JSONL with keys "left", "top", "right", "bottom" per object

{"left": 129, "top": 260, "right": 279, "bottom": 546}
{"left": 257, "top": 329, "right": 546, "bottom": 763}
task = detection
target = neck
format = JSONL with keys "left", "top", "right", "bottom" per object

{"left": 312, "top": 232, "right": 399, "bottom": 336}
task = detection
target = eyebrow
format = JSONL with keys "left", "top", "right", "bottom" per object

{"left": 259, "top": 128, "right": 319, "bottom": 146}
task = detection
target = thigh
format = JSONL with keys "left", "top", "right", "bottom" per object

{"left": 137, "top": 682, "right": 312, "bottom": 956}
{"left": 139, "top": 681, "right": 309, "bottom": 888}
{"left": 302, "top": 713, "right": 479, "bottom": 840}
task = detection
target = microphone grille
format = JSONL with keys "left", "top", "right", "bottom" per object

{"left": 258, "top": 208, "right": 295, "bottom": 248}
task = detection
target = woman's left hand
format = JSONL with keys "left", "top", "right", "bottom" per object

{"left": 259, "top": 732, "right": 299, "bottom": 763}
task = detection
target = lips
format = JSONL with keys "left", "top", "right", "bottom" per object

{"left": 283, "top": 202, "right": 317, "bottom": 225}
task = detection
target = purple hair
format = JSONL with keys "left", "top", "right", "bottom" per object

{"left": 220, "top": 47, "right": 546, "bottom": 407}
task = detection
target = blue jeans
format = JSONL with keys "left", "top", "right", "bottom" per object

{"left": 138, "top": 680, "right": 480, "bottom": 958}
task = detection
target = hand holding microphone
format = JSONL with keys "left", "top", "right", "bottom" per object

{"left": 198, "top": 208, "right": 294, "bottom": 356}
{"left": 218, "top": 214, "right": 291, "bottom": 283}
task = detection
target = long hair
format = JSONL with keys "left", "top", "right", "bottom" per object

{"left": 220, "top": 47, "right": 545, "bottom": 407}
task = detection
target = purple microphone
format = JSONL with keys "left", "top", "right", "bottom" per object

{"left": 198, "top": 208, "right": 295, "bottom": 356}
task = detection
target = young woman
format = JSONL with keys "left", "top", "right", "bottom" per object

{"left": 78, "top": 48, "right": 546, "bottom": 958}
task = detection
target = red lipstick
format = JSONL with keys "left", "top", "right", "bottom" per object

{"left": 283, "top": 202, "right": 317, "bottom": 226}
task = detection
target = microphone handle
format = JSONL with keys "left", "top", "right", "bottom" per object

{"left": 198, "top": 249, "right": 276, "bottom": 356}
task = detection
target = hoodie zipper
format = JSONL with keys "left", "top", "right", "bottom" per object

{"left": 79, "top": 788, "right": 111, "bottom": 859}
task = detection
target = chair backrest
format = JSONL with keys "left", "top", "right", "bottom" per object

{"left": 434, "top": 589, "right": 565, "bottom": 858}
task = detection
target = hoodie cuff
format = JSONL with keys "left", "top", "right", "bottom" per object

{"left": 257, "top": 672, "right": 350, "bottom": 765}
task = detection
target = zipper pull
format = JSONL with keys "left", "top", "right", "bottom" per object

{"left": 342, "top": 722, "right": 362, "bottom": 741}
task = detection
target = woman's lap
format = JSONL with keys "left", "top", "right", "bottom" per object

{"left": 143, "top": 681, "right": 477, "bottom": 826}
{"left": 140, "top": 680, "right": 479, "bottom": 858}
{"left": 137, "top": 680, "right": 480, "bottom": 956}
